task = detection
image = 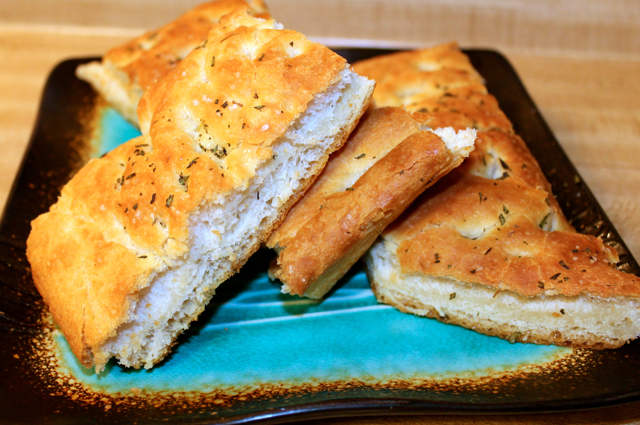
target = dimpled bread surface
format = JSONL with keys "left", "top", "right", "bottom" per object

{"left": 76, "top": 0, "right": 270, "bottom": 126}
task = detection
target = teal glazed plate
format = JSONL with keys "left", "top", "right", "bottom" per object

{"left": 1, "top": 49, "right": 640, "bottom": 424}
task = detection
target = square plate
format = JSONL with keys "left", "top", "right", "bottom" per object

{"left": 1, "top": 49, "right": 639, "bottom": 424}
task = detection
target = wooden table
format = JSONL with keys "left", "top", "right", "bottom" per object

{"left": 1, "top": 15, "right": 640, "bottom": 425}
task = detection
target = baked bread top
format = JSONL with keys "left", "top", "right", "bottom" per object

{"left": 108, "top": 0, "right": 268, "bottom": 86}
{"left": 269, "top": 107, "right": 424, "bottom": 246}
{"left": 386, "top": 129, "right": 640, "bottom": 299}
{"left": 355, "top": 44, "right": 640, "bottom": 301}
{"left": 27, "top": 10, "right": 365, "bottom": 369}
{"left": 76, "top": 0, "right": 269, "bottom": 125}
{"left": 352, "top": 43, "right": 486, "bottom": 109}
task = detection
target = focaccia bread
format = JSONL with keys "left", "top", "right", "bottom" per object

{"left": 267, "top": 107, "right": 476, "bottom": 298}
{"left": 27, "top": 9, "right": 374, "bottom": 372}
{"left": 358, "top": 45, "right": 640, "bottom": 348}
{"left": 76, "top": 0, "right": 269, "bottom": 126}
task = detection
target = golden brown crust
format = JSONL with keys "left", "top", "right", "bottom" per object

{"left": 27, "top": 141, "right": 163, "bottom": 367}
{"left": 28, "top": 12, "right": 363, "bottom": 368}
{"left": 269, "top": 107, "right": 421, "bottom": 245}
{"left": 352, "top": 43, "right": 486, "bottom": 110}
{"left": 76, "top": 0, "right": 270, "bottom": 125}
{"left": 384, "top": 124, "right": 640, "bottom": 301}
{"left": 357, "top": 43, "right": 640, "bottom": 346}
{"left": 353, "top": 44, "right": 511, "bottom": 134}
{"left": 410, "top": 87, "right": 513, "bottom": 133}
{"left": 268, "top": 107, "right": 470, "bottom": 298}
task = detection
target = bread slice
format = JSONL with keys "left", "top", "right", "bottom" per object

{"left": 27, "top": 10, "right": 374, "bottom": 372}
{"left": 76, "top": 0, "right": 270, "bottom": 127}
{"left": 267, "top": 106, "right": 476, "bottom": 298}
{"left": 358, "top": 45, "right": 640, "bottom": 348}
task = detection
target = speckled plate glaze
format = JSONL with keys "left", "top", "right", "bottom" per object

{"left": 1, "top": 49, "right": 640, "bottom": 424}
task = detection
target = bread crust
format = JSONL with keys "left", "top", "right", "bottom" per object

{"left": 76, "top": 0, "right": 270, "bottom": 125}
{"left": 358, "top": 44, "right": 640, "bottom": 347}
{"left": 28, "top": 11, "right": 370, "bottom": 369}
{"left": 268, "top": 107, "right": 473, "bottom": 298}
{"left": 352, "top": 43, "right": 486, "bottom": 110}
{"left": 389, "top": 131, "right": 640, "bottom": 299}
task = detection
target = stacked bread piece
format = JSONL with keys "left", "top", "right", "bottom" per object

{"left": 76, "top": 0, "right": 270, "bottom": 126}
{"left": 27, "top": 7, "right": 374, "bottom": 371}
{"left": 267, "top": 106, "right": 476, "bottom": 298}
{"left": 356, "top": 44, "right": 640, "bottom": 348}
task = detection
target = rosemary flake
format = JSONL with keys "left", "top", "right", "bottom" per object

{"left": 539, "top": 213, "right": 551, "bottom": 229}
{"left": 220, "top": 33, "right": 238, "bottom": 43}
{"left": 213, "top": 145, "right": 227, "bottom": 158}
{"left": 186, "top": 157, "right": 199, "bottom": 169}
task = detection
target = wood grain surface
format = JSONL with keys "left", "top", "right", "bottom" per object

{"left": 2, "top": 0, "right": 639, "bottom": 61}
{"left": 0, "top": 0, "right": 639, "bottom": 422}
